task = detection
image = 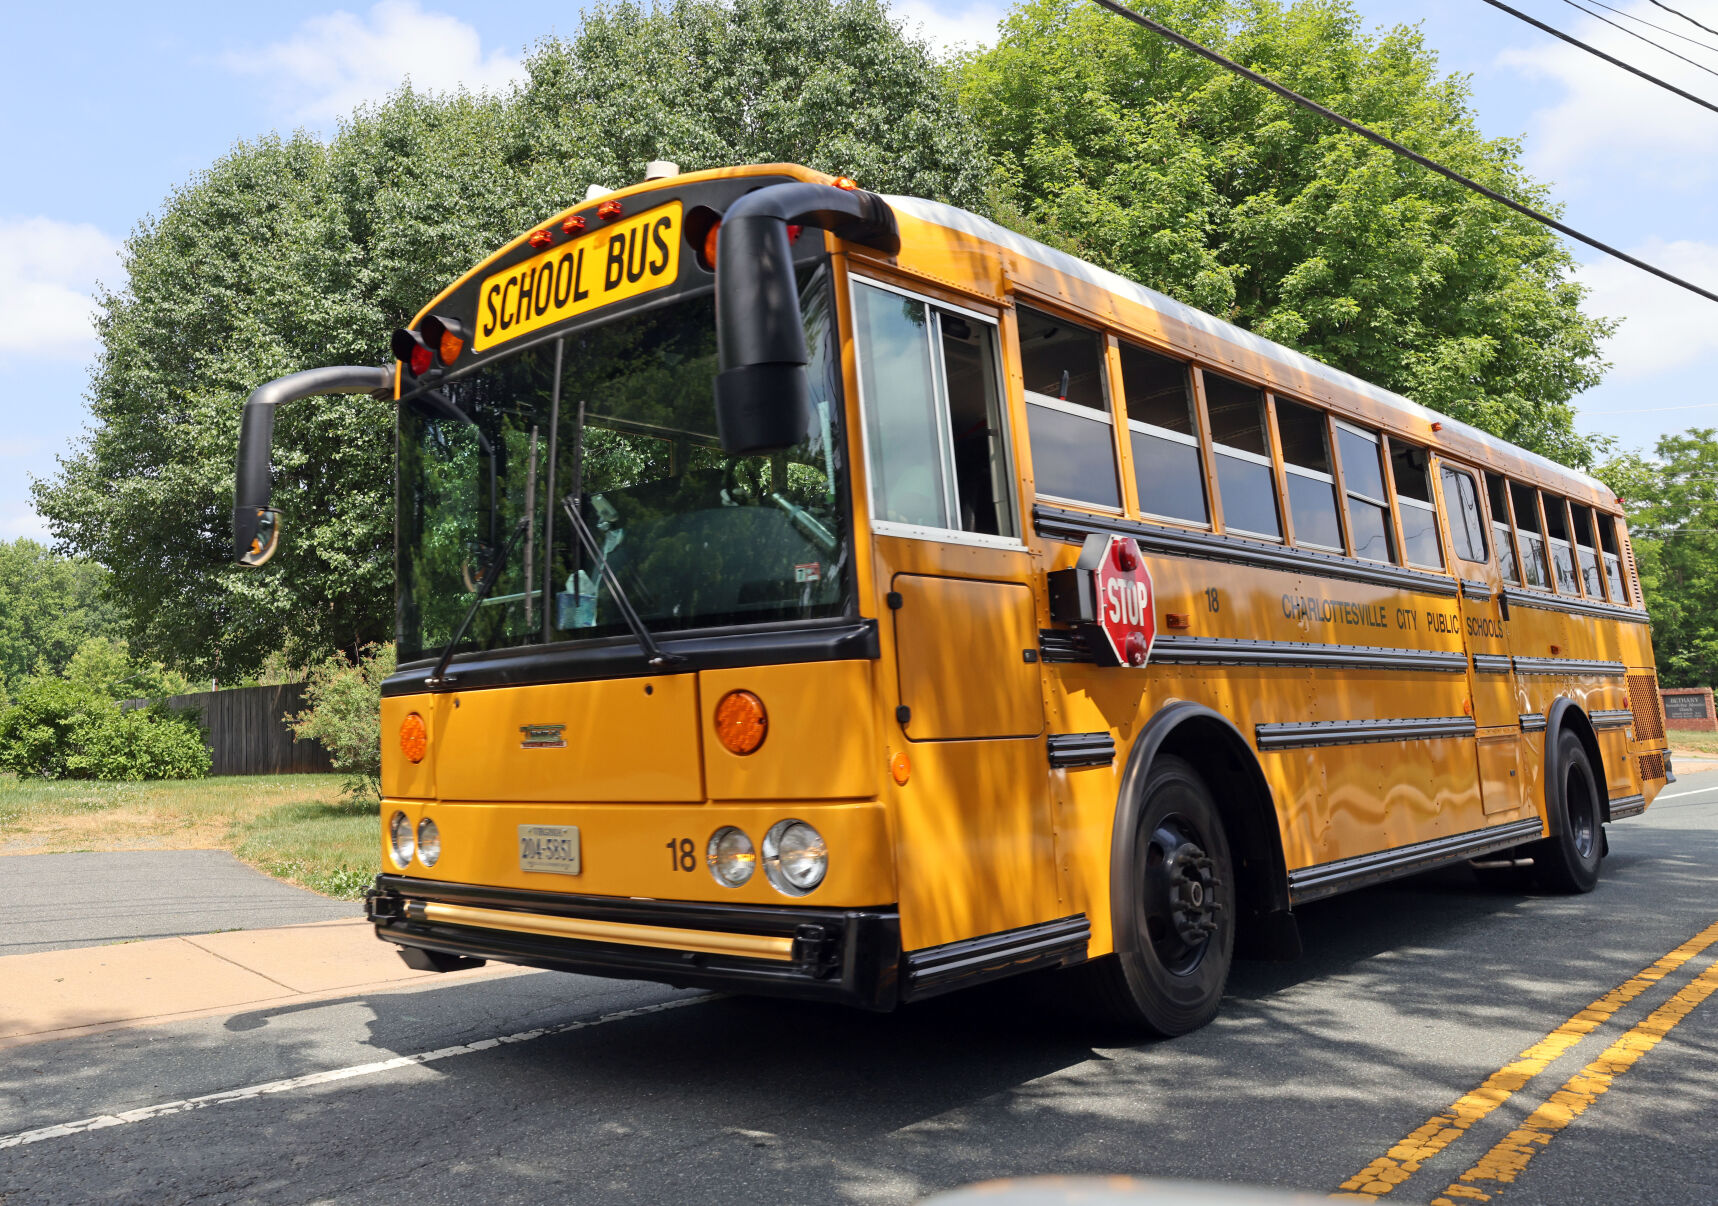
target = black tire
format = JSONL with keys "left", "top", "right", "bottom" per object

{"left": 1533, "top": 729, "right": 1604, "bottom": 894}
{"left": 1083, "top": 755, "right": 1236, "bottom": 1036}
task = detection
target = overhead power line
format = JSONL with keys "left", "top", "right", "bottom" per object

{"left": 1648, "top": 0, "right": 1718, "bottom": 39}
{"left": 1549, "top": 0, "right": 1718, "bottom": 83}
{"left": 1084, "top": 0, "right": 1718, "bottom": 305}
{"left": 1478, "top": 0, "right": 1718, "bottom": 116}
{"left": 1583, "top": 0, "right": 1718, "bottom": 55}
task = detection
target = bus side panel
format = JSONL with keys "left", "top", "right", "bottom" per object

{"left": 700, "top": 660, "right": 880, "bottom": 801}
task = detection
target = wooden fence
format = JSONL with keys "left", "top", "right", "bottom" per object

{"left": 124, "top": 683, "right": 334, "bottom": 776}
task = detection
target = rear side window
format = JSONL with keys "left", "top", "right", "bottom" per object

{"left": 1276, "top": 399, "right": 1342, "bottom": 551}
{"left": 1336, "top": 422, "right": 1395, "bottom": 563}
{"left": 1205, "top": 373, "right": 1282, "bottom": 540}
{"left": 1119, "top": 342, "right": 1208, "bottom": 526}
{"left": 1542, "top": 493, "right": 1579, "bottom": 594}
{"left": 1511, "top": 482, "right": 1550, "bottom": 588}
{"left": 1390, "top": 442, "right": 1444, "bottom": 569}
{"left": 1486, "top": 474, "right": 1519, "bottom": 584}
{"left": 1599, "top": 515, "right": 1629, "bottom": 603}
{"left": 1018, "top": 306, "right": 1120, "bottom": 510}
{"left": 1440, "top": 467, "right": 1487, "bottom": 564}
{"left": 1570, "top": 504, "right": 1605, "bottom": 599}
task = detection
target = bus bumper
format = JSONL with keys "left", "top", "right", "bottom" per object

{"left": 365, "top": 875, "right": 903, "bottom": 1010}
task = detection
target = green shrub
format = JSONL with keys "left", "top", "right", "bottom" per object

{"left": 290, "top": 643, "right": 395, "bottom": 800}
{"left": 0, "top": 681, "right": 210, "bottom": 781}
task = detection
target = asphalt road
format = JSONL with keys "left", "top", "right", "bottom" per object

{"left": 5, "top": 771, "right": 1718, "bottom": 1205}
{"left": 0, "top": 851, "right": 359, "bottom": 956}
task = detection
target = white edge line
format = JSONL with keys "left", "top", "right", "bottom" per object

{"left": 1653, "top": 786, "right": 1718, "bottom": 801}
{"left": 0, "top": 995, "right": 710, "bottom": 1151}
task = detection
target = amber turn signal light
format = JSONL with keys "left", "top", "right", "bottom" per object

{"left": 703, "top": 222, "right": 720, "bottom": 269}
{"left": 714, "top": 690, "right": 767, "bottom": 756}
{"left": 400, "top": 712, "right": 428, "bottom": 764}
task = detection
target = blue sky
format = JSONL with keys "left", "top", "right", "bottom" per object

{"left": 5, "top": 0, "right": 1717, "bottom": 541}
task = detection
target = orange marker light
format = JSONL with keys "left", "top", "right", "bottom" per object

{"left": 528, "top": 229, "right": 554, "bottom": 249}
{"left": 1166, "top": 612, "right": 1191, "bottom": 630}
{"left": 714, "top": 690, "right": 767, "bottom": 756}
{"left": 400, "top": 713, "right": 428, "bottom": 764}
{"left": 597, "top": 199, "right": 624, "bottom": 220}
{"left": 890, "top": 751, "right": 911, "bottom": 786}
{"left": 703, "top": 222, "right": 720, "bottom": 269}
{"left": 438, "top": 330, "right": 464, "bottom": 364}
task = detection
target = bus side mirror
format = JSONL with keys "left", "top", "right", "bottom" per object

{"left": 231, "top": 364, "right": 394, "bottom": 565}
{"left": 713, "top": 180, "right": 898, "bottom": 456}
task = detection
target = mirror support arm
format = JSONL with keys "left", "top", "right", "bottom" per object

{"left": 233, "top": 365, "right": 395, "bottom": 564}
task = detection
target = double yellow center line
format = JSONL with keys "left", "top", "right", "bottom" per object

{"left": 1336, "top": 918, "right": 1718, "bottom": 1202}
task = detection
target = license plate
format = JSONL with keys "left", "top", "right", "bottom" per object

{"left": 519, "top": 825, "right": 582, "bottom": 876}
{"left": 472, "top": 201, "right": 683, "bottom": 353}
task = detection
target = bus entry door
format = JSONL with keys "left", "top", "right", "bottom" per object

{"left": 1437, "top": 459, "right": 1523, "bottom": 818}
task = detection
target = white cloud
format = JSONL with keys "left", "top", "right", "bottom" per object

{"left": 1576, "top": 238, "right": 1718, "bottom": 382}
{"left": 0, "top": 503, "right": 51, "bottom": 542}
{"left": 0, "top": 218, "right": 121, "bottom": 359}
{"left": 1496, "top": 2, "right": 1718, "bottom": 191}
{"left": 891, "top": 0, "right": 1007, "bottom": 53}
{"left": 224, "top": 1, "right": 522, "bottom": 125}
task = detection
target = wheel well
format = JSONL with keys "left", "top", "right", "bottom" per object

{"left": 1118, "top": 703, "right": 1293, "bottom": 956}
{"left": 1546, "top": 699, "right": 1609, "bottom": 825}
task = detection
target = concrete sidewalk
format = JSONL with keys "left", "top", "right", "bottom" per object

{"left": 0, "top": 850, "right": 360, "bottom": 956}
{"left": 0, "top": 917, "right": 529, "bottom": 1049}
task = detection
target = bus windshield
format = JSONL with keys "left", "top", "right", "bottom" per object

{"left": 397, "top": 269, "right": 849, "bottom": 664}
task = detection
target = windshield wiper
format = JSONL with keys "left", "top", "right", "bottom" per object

{"left": 560, "top": 496, "right": 685, "bottom": 671}
{"left": 426, "top": 516, "right": 529, "bottom": 688}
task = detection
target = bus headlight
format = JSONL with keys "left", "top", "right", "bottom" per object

{"left": 416, "top": 817, "right": 441, "bottom": 868}
{"left": 388, "top": 811, "right": 415, "bottom": 868}
{"left": 762, "top": 819, "right": 826, "bottom": 896}
{"left": 706, "top": 826, "right": 755, "bottom": 887}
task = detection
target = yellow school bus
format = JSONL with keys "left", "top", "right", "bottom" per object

{"left": 233, "top": 162, "right": 1670, "bottom": 1035}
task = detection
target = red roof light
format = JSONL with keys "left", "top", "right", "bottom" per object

{"left": 528, "top": 229, "right": 554, "bottom": 249}
{"left": 562, "top": 215, "right": 586, "bottom": 234}
{"left": 597, "top": 200, "right": 623, "bottom": 220}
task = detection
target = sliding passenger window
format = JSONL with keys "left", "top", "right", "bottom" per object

{"left": 1542, "top": 493, "right": 1579, "bottom": 594}
{"left": 1440, "top": 467, "right": 1487, "bottom": 564}
{"left": 1570, "top": 505, "right": 1606, "bottom": 599}
{"left": 1511, "top": 481, "right": 1550, "bottom": 588}
{"left": 1119, "top": 342, "right": 1208, "bottom": 526}
{"left": 1275, "top": 399, "right": 1342, "bottom": 551}
{"left": 1204, "top": 373, "right": 1282, "bottom": 540}
{"left": 1599, "top": 515, "right": 1629, "bottom": 603}
{"left": 853, "top": 280, "right": 1015, "bottom": 538}
{"left": 1017, "top": 306, "right": 1120, "bottom": 510}
{"left": 1486, "top": 473, "right": 1520, "bottom": 584}
{"left": 1336, "top": 421, "right": 1395, "bottom": 563}
{"left": 1389, "top": 442, "right": 1444, "bottom": 569}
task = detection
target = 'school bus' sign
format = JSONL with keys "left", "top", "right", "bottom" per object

{"left": 473, "top": 202, "right": 683, "bottom": 352}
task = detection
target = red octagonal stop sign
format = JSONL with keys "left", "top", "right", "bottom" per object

{"left": 1090, "top": 533, "right": 1155, "bottom": 667}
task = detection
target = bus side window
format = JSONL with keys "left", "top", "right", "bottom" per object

{"left": 1275, "top": 399, "right": 1342, "bottom": 551}
{"left": 1570, "top": 504, "right": 1605, "bottom": 599}
{"left": 1118, "top": 341, "right": 1208, "bottom": 526}
{"left": 1335, "top": 421, "right": 1395, "bottom": 563}
{"left": 1440, "top": 466, "right": 1487, "bottom": 564}
{"left": 1204, "top": 373, "right": 1282, "bottom": 540}
{"left": 1542, "top": 492, "right": 1579, "bottom": 595}
{"left": 852, "top": 280, "right": 1015, "bottom": 538}
{"left": 1511, "top": 481, "right": 1550, "bottom": 588}
{"left": 1486, "top": 473, "right": 1521, "bottom": 584}
{"left": 1017, "top": 305, "right": 1121, "bottom": 510}
{"left": 1599, "top": 513, "right": 1629, "bottom": 603}
{"left": 1389, "top": 442, "right": 1444, "bottom": 569}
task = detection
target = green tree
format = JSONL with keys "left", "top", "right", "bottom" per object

{"left": 0, "top": 539, "right": 115, "bottom": 698}
{"left": 1597, "top": 432, "right": 1718, "bottom": 689}
{"left": 33, "top": 0, "right": 987, "bottom": 681}
{"left": 289, "top": 643, "right": 397, "bottom": 800}
{"left": 958, "top": 0, "right": 1611, "bottom": 464}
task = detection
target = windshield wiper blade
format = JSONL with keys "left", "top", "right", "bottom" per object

{"left": 426, "top": 516, "right": 529, "bottom": 687}
{"left": 560, "top": 496, "right": 685, "bottom": 671}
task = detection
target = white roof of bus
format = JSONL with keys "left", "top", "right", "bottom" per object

{"left": 885, "top": 194, "right": 1608, "bottom": 497}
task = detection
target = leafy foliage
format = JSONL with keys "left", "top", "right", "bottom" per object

{"left": 0, "top": 679, "right": 209, "bottom": 781}
{"left": 0, "top": 540, "right": 116, "bottom": 700}
{"left": 32, "top": 0, "right": 986, "bottom": 679}
{"left": 957, "top": 0, "right": 1611, "bottom": 464}
{"left": 1597, "top": 432, "right": 1718, "bottom": 689}
{"left": 289, "top": 643, "right": 397, "bottom": 800}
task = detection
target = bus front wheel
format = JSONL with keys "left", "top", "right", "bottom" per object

{"left": 1085, "top": 754, "right": 1236, "bottom": 1037}
{"left": 1533, "top": 729, "right": 1604, "bottom": 894}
